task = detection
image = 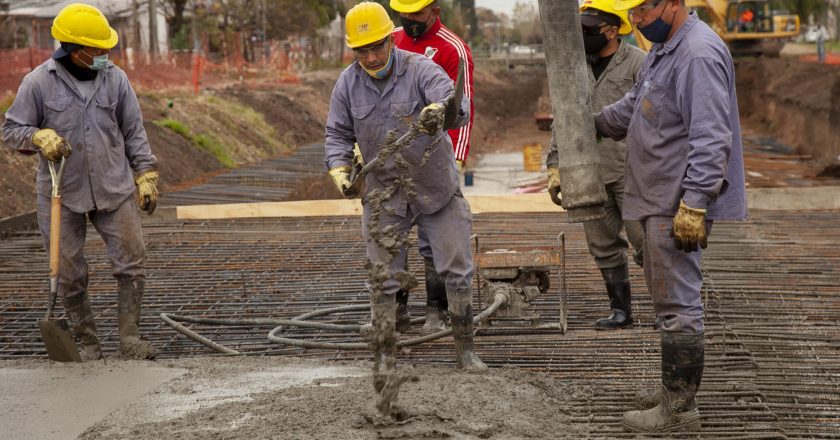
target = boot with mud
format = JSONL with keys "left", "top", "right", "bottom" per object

{"left": 63, "top": 292, "right": 102, "bottom": 361}
{"left": 623, "top": 331, "right": 704, "bottom": 432}
{"left": 595, "top": 264, "right": 633, "bottom": 330}
{"left": 447, "top": 290, "right": 487, "bottom": 371}
{"left": 371, "top": 294, "right": 397, "bottom": 393}
{"left": 117, "top": 276, "right": 157, "bottom": 360}
{"left": 395, "top": 289, "right": 411, "bottom": 333}
{"left": 422, "top": 257, "right": 449, "bottom": 333}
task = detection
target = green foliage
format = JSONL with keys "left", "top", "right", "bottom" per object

{"left": 0, "top": 94, "right": 15, "bottom": 114}
{"left": 195, "top": 133, "right": 235, "bottom": 167}
{"left": 774, "top": 0, "right": 828, "bottom": 19}
{"left": 155, "top": 118, "right": 190, "bottom": 138}
{"left": 154, "top": 118, "right": 234, "bottom": 168}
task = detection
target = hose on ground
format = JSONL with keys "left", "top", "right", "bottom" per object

{"left": 160, "top": 292, "right": 508, "bottom": 355}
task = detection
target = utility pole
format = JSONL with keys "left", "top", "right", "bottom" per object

{"left": 537, "top": 0, "right": 606, "bottom": 222}
{"left": 149, "top": 0, "right": 159, "bottom": 61}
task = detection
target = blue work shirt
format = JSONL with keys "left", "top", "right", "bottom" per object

{"left": 324, "top": 48, "right": 469, "bottom": 216}
{"left": 3, "top": 58, "right": 158, "bottom": 213}
{"left": 595, "top": 14, "right": 747, "bottom": 221}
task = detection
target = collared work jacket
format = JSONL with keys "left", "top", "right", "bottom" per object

{"left": 3, "top": 59, "right": 157, "bottom": 213}
{"left": 324, "top": 49, "right": 469, "bottom": 217}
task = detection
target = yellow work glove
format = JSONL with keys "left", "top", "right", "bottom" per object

{"left": 352, "top": 143, "right": 364, "bottom": 168}
{"left": 456, "top": 160, "right": 463, "bottom": 172}
{"left": 418, "top": 102, "right": 445, "bottom": 134}
{"left": 547, "top": 167, "right": 562, "bottom": 206}
{"left": 328, "top": 166, "right": 355, "bottom": 198}
{"left": 135, "top": 170, "right": 159, "bottom": 215}
{"left": 671, "top": 199, "right": 707, "bottom": 252}
{"left": 31, "top": 128, "right": 72, "bottom": 162}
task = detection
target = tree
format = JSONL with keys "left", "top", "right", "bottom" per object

{"left": 510, "top": 0, "right": 542, "bottom": 45}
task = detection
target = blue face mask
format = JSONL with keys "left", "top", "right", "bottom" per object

{"left": 82, "top": 49, "right": 110, "bottom": 71}
{"left": 362, "top": 48, "right": 394, "bottom": 80}
{"left": 638, "top": 1, "right": 674, "bottom": 43}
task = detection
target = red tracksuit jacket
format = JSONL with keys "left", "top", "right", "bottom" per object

{"left": 394, "top": 18, "right": 474, "bottom": 162}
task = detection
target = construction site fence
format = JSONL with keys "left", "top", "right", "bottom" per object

{"left": 0, "top": 36, "right": 350, "bottom": 98}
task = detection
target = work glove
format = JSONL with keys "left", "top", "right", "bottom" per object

{"left": 418, "top": 102, "right": 445, "bottom": 134}
{"left": 547, "top": 167, "right": 562, "bottom": 206}
{"left": 135, "top": 170, "right": 159, "bottom": 215}
{"left": 352, "top": 143, "right": 364, "bottom": 168}
{"left": 671, "top": 199, "right": 707, "bottom": 252}
{"left": 328, "top": 166, "right": 355, "bottom": 198}
{"left": 456, "top": 160, "right": 463, "bottom": 172}
{"left": 31, "top": 128, "right": 72, "bottom": 162}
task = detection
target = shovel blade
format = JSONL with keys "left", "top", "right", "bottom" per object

{"left": 38, "top": 318, "right": 82, "bottom": 362}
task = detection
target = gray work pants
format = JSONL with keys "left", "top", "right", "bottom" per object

{"left": 584, "top": 178, "right": 644, "bottom": 269}
{"left": 37, "top": 194, "right": 146, "bottom": 299}
{"left": 362, "top": 193, "right": 474, "bottom": 297}
{"left": 642, "top": 216, "right": 711, "bottom": 334}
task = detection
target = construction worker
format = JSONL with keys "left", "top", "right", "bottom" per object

{"left": 2, "top": 3, "right": 159, "bottom": 361}
{"left": 324, "top": 2, "right": 486, "bottom": 380}
{"left": 595, "top": 0, "right": 746, "bottom": 432}
{"left": 390, "top": 0, "right": 475, "bottom": 333}
{"left": 547, "top": 0, "right": 646, "bottom": 331}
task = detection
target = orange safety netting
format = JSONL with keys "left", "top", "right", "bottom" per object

{"left": 0, "top": 40, "right": 304, "bottom": 97}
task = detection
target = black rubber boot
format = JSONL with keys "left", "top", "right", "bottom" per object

{"left": 422, "top": 257, "right": 449, "bottom": 333}
{"left": 595, "top": 264, "right": 634, "bottom": 330}
{"left": 623, "top": 331, "right": 704, "bottom": 432}
{"left": 117, "top": 276, "right": 157, "bottom": 360}
{"left": 370, "top": 294, "right": 397, "bottom": 393}
{"left": 395, "top": 289, "right": 410, "bottom": 333}
{"left": 63, "top": 292, "right": 102, "bottom": 361}
{"left": 447, "top": 290, "right": 487, "bottom": 371}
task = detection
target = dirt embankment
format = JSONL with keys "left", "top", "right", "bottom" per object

{"left": 736, "top": 58, "right": 840, "bottom": 168}
{"left": 0, "top": 73, "right": 336, "bottom": 219}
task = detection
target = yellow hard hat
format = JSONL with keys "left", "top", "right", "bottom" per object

{"left": 580, "top": 0, "right": 633, "bottom": 35}
{"left": 345, "top": 2, "right": 395, "bottom": 49}
{"left": 390, "top": 0, "right": 435, "bottom": 14}
{"left": 612, "top": 0, "right": 647, "bottom": 12}
{"left": 51, "top": 3, "right": 118, "bottom": 49}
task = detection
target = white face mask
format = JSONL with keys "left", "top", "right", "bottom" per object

{"left": 81, "top": 49, "right": 109, "bottom": 71}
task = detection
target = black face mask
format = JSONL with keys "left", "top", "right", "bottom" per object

{"left": 583, "top": 32, "right": 609, "bottom": 55}
{"left": 400, "top": 15, "right": 428, "bottom": 38}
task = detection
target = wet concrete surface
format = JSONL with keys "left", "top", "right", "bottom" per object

{"left": 0, "top": 360, "right": 186, "bottom": 440}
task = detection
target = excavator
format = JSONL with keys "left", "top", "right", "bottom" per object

{"left": 632, "top": 0, "right": 800, "bottom": 56}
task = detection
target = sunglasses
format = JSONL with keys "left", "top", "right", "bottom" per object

{"left": 582, "top": 23, "right": 611, "bottom": 35}
{"left": 353, "top": 38, "right": 389, "bottom": 57}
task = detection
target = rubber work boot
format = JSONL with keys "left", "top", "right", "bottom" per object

{"left": 117, "top": 276, "right": 157, "bottom": 360}
{"left": 63, "top": 292, "right": 102, "bottom": 361}
{"left": 447, "top": 290, "right": 487, "bottom": 371}
{"left": 395, "top": 289, "right": 411, "bottom": 333}
{"left": 595, "top": 264, "right": 634, "bottom": 330}
{"left": 422, "top": 257, "right": 449, "bottom": 333}
{"left": 370, "top": 294, "right": 397, "bottom": 393}
{"left": 623, "top": 331, "right": 704, "bottom": 432}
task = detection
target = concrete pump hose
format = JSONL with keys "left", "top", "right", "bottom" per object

{"left": 160, "top": 292, "right": 508, "bottom": 354}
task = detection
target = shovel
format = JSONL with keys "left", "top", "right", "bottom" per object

{"left": 38, "top": 157, "right": 82, "bottom": 362}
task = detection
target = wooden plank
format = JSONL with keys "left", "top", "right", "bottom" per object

{"left": 176, "top": 194, "right": 563, "bottom": 220}
{"left": 176, "top": 199, "right": 364, "bottom": 219}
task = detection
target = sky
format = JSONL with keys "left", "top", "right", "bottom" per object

{"left": 475, "top": 0, "right": 538, "bottom": 17}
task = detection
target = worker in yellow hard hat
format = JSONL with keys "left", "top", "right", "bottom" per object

{"left": 325, "top": 2, "right": 481, "bottom": 407}
{"left": 2, "top": 3, "right": 159, "bottom": 361}
{"left": 593, "top": 0, "right": 747, "bottom": 433}
{"left": 548, "top": 0, "right": 646, "bottom": 335}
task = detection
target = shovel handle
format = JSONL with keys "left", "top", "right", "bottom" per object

{"left": 46, "top": 195, "right": 61, "bottom": 319}
{"left": 49, "top": 195, "right": 61, "bottom": 279}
